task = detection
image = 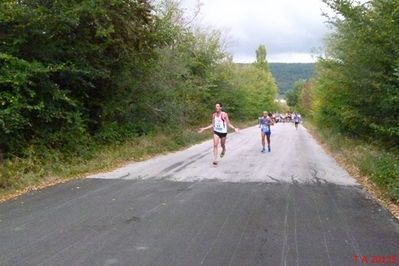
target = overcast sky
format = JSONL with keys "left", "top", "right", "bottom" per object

{"left": 180, "top": 0, "right": 333, "bottom": 63}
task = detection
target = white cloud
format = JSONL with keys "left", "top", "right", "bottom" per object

{"left": 180, "top": 0, "right": 333, "bottom": 63}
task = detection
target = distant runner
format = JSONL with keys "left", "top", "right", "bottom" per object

{"left": 198, "top": 103, "right": 239, "bottom": 165}
{"left": 259, "top": 111, "right": 274, "bottom": 152}
{"left": 293, "top": 113, "right": 300, "bottom": 130}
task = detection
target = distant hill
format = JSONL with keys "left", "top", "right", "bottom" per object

{"left": 269, "top": 63, "right": 315, "bottom": 96}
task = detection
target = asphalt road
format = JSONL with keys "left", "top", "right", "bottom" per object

{"left": 0, "top": 123, "right": 398, "bottom": 266}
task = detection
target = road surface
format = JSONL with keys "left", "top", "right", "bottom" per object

{"left": 0, "top": 123, "right": 398, "bottom": 266}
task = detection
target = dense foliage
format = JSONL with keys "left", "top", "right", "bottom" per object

{"left": 0, "top": 0, "right": 278, "bottom": 161}
{"left": 285, "top": 79, "right": 312, "bottom": 115}
{"left": 311, "top": 0, "right": 399, "bottom": 147}
{"left": 0, "top": 0, "right": 159, "bottom": 156}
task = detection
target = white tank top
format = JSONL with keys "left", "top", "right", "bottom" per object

{"left": 213, "top": 113, "right": 227, "bottom": 133}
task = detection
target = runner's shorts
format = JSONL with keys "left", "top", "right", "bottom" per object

{"left": 214, "top": 131, "right": 227, "bottom": 138}
{"left": 261, "top": 128, "right": 271, "bottom": 136}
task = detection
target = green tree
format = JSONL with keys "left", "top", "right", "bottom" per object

{"left": 254, "top": 44, "right": 269, "bottom": 72}
{"left": 286, "top": 80, "right": 306, "bottom": 108}
{"left": 312, "top": 0, "right": 399, "bottom": 145}
{"left": 0, "top": 0, "right": 159, "bottom": 155}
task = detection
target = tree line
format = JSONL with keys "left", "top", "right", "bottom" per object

{"left": 0, "top": 0, "right": 278, "bottom": 160}
{"left": 289, "top": 0, "right": 398, "bottom": 147}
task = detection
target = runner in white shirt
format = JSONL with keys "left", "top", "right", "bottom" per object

{"left": 198, "top": 103, "right": 239, "bottom": 165}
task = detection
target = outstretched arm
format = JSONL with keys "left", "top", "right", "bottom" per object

{"left": 198, "top": 123, "right": 213, "bottom": 133}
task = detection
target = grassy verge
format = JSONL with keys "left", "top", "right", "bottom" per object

{"left": 0, "top": 120, "right": 256, "bottom": 202}
{"left": 304, "top": 121, "right": 399, "bottom": 218}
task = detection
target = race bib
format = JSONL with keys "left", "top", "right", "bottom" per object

{"left": 214, "top": 120, "right": 223, "bottom": 131}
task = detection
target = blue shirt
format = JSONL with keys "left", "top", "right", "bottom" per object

{"left": 259, "top": 117, "right": 271, "bottom": 132}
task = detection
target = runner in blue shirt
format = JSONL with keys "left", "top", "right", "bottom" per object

{"left": 259, "top": 111, "right": 274, "bottom": 152}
